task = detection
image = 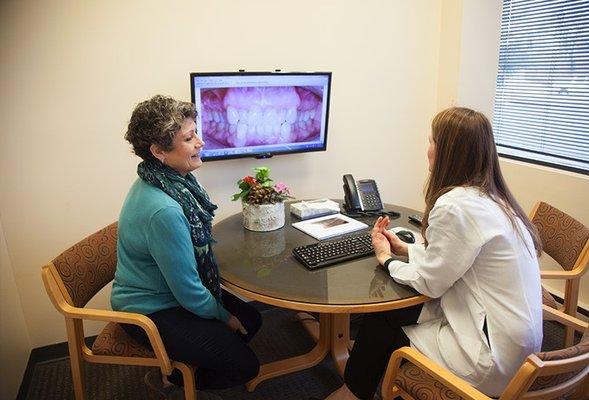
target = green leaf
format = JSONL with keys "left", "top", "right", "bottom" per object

{"left": 254, "top": 166, "right": 270, "bottom": 182}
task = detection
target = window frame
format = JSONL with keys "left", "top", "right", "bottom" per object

{"left": 493, "top": 0, "right": 589, "bottom": 176}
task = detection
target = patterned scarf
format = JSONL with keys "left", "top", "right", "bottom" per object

{"left": 137, "top": 160, "right": 222, "bottom": 301}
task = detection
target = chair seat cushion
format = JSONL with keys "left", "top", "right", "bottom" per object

{"left": 92, "top": 322, "right": 155, "bottom": 358}
{"left": 529, "top": 329, "right": 589, "bottom": 391}
{"left": 393, "top": 362, "right": 466, "bottom": 400}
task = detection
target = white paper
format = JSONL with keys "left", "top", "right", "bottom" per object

{"left": 292, "top": 213, "right": 369, "bottom": 240}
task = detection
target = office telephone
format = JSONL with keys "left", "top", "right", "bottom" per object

{"left": 342, "top": 174, "right": 384, "bottom": 212}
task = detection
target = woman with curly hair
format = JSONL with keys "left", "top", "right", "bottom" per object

{"left": 111, "top": 95, "right": 261, "bottom": 398}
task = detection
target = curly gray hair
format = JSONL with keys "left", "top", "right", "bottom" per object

{"left": 125, "top": 95, "right": 197, "bottom": 161}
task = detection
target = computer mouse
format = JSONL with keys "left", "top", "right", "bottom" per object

{"left": 396, "top": 230, "right": 416, "bottom": 244}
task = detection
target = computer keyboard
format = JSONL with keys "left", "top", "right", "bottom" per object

{"left": 292, "top": 232, "right": 374, "bottom": 270}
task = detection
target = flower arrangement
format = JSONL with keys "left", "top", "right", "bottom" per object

{"left": 232, "top": 167, "right": 293, "bottom": 205}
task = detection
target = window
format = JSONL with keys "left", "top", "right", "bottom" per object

{"left": 493, "top": 0, "right": 589, "bottom": 174}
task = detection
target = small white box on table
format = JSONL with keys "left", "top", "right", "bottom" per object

{"left": 289, "top": 199, "right": 340, "bottom": 220}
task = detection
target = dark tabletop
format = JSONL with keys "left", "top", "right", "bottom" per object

{"left": 212, "top": 202, "right": 422, "bottom": 307}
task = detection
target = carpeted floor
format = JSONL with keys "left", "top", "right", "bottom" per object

{"left": 21, "top": 307, "right": 575, "bottom": 400}
{"left": 23, "top": 307, "right": 343, "bottom": 400}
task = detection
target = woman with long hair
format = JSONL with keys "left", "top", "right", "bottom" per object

{"left": 325, "top": 107, "right": 543, "bottom": 399}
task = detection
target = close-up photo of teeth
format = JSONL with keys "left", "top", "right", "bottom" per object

{"left": 200, "top": 86, "right": 324, "bottom": 148}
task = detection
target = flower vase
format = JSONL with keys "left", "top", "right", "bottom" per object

{"left": 242, "top": 202, "right": 285, "bottom": 232}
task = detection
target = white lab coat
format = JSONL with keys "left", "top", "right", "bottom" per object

{"left": 388, "top": 187, "right": 542, "bottom": 397}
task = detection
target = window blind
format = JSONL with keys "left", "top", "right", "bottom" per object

{"left": 493, "top": 0, "right": 589, "bottom": 174}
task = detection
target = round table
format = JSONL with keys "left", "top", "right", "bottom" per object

{"left": 212, "top": 202, "right": 428, "bottom": 390}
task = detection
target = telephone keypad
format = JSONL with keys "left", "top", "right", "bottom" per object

{"left": 360, "top": 192, "right": 383, "bottom": 211}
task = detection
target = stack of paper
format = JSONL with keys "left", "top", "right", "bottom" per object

{"left": 291, "top": 213, "right": 368, "bottom": 240}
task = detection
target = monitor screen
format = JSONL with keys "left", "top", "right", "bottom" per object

{"left": 190, "top": 71, "right": 331, "bottom": 161}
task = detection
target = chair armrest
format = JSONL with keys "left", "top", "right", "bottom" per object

{"left": 61, "top": 302, "right": 172, "bottom": 372}
{"left": 543, "top": 304, "right": 589, "bottom": 333}
{"left": 384, "top": 347, "right": 492, "bottom": 400}
{"left": 42, "top": 265, "right": 170, "bottom": 364}
{"left": 541, "top": 267, "right": 587, "bottom": 280}
{"left": 60, "top": 302, "right": 155, "bottom": 328}
{"left": 41, "top": 264, "right": 173, "bottom": 374}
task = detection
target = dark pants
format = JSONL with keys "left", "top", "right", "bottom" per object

{"left": 122, "top": 290, "right": 262, "bottom": 390}
{"left": 344, "top": 304, "right": 423, "bottom": 400}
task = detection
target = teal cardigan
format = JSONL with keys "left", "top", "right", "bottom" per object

{"left": 110, "top": 179, "right": 230, "bottom": 322}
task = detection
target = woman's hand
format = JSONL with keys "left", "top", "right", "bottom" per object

{"left": 226, "top": 315, "right": 248, "bottom": 335}
{"left": 372, "top": 216, "right": 409, "bottom": 261}
{"left": 372, "top": 216, "right": 393, "bottom": 265}
{"left": 383, "top": 229, "right": 409, "bottom": 257}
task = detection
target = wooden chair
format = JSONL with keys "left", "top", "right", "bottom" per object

{"left": 381, "top": 305, "right": 589, "bottom": 400}
{"left": 530, "top": 201, "right": 589, "bottom": 347}
{"left": 41, "top": 222, "right": 198, "bottom": 400}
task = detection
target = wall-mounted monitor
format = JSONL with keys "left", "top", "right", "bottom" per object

{"left": 190, "top": 71, "right": 332, "bottom": 161}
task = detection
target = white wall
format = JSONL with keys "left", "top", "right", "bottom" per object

{"left": 0, "top": 0, "right": 443, "bottom": 348}
{"left": 455, "top": 0, "right": 589, "bottom": 308}
{"left": 2, "top": 1, "right": 586, "bottom": 369}
{"left": 436, "top": 0, "right": 462, "bottom": 109}
{"left": 0, "top": 217, "right": 31, "bottom": 398}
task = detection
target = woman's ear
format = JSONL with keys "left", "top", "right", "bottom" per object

{"left": 150, "top": 144, "right": 166, "bottom": 163}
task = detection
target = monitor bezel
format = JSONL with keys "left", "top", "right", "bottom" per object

{"left": 189, "top": 71, "right": 332, "bottom": 161}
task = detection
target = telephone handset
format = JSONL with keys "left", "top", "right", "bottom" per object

{"left": 342, "top": 174, "right": 384, "bottom": 212}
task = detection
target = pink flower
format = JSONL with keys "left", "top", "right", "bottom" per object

{"left": 274, "top": 182, "right": 290, "bottom": 194}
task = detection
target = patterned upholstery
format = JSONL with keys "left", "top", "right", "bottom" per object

{"left": 52, "top": 222, "right": 118, "bottom": 307}
{"left": 531, "top": 202, "right": 589, "bottom": 271}
{"left": 92, "top": 322, "right": 155, "bottom": 358}
{"left": 529, "top": 329, "right": 589, "bottom": 392}
{"left": 393, "top": 362, "right": 466, "bottom": 400}
{"left": 391, "top": 328, "right": 589, "bottom": 400}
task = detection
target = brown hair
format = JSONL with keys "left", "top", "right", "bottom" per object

{"left": 423, "top": 107, "right": 542, "bottom": 256}
{"left": 125, "top": 95, "right": 197, "bottom": 161}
